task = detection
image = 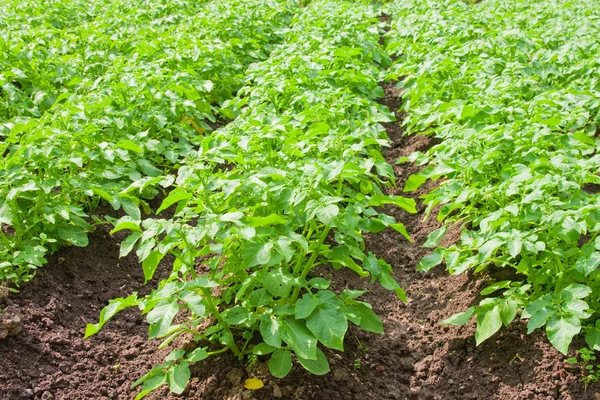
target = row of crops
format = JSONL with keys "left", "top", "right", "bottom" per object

{"left": 85, "top": 0, "right": 417, "bottom": 396}
{"left": 1, "top": 0, "right": 599, "bottom": 396}
{"left": 387, "top": 0, "right": 600, "bottom": 357}
{"left": 0, "top": 0, "right": 295, "bottom": 283}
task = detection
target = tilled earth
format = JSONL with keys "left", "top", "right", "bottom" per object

{"left": 1, "top": 85, "right": 598, "bottom": 400}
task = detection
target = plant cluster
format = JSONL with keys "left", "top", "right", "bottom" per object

{"left": 387, "top": 0, "right": 600, "bottom": 355}
{"left": 86, "top": 0, "right": 415, "bottom": 397}
{"left": 0, "top": 0, "right": 295, "bottom": 284}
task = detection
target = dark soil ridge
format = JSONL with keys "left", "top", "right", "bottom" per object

{"left": 1, "top": 84, "right": 598, "bottom": 400}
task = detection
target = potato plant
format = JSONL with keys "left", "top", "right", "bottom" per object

{"left": 86, "top": 0, "right": 415, "bottom": 397}
{"left": 387, "top": 0, "right": 600, "bottom": 355}
{"left": 0, "top": 0, "right": 296, "bottom": 284}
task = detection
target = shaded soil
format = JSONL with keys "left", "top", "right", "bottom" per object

{"left": 1, "top": 92, "right": 599, "bottom": 400}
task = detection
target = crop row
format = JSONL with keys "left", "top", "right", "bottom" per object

{"left": 86, "top": 0, "right": 416, "bottom": 396}
{"left": 387, "top": 0, "right": 600, "bottom": 355}
{"left": 0, "top": 0, "right": 296, "bottom": 284}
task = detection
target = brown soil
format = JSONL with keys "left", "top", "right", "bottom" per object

{"left": 1, "top": 89, "right": 599, "bottom": 400}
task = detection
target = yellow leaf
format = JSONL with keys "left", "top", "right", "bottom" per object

{"left": 244, "top": 378, "right": 264, "bottom": 390}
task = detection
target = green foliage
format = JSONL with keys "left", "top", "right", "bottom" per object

{"left": 568, "top": 348, "right": 600, "bottom": 386}
{"left": 388, "top": 0, "right": 600, "bottom": 355}
{"left": 87, "top": 0, "right": 414, "bottom": 397}
{"left": 0, "top": 0, "right": 296, "bottom": 284}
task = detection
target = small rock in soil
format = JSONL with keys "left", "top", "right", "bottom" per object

{"left": 0, "top": 286, "right": 8, "bottom": 302}
{"left": 226, "top": 368, "right": 245, "bottom": 386}
{"left": 0, "top": 306, "right": 23, "bottom": 339}
{"left": 272, "top": 384, "right": 283, "bottom": 398}
{"left": 41, "top": 391, "right": 54, "bottom": 400}
{"left": 333, "top": 368, "right": 350, "bottom": 382}
{"left": 121, "top": 347, "right": 140, "bottom": 360}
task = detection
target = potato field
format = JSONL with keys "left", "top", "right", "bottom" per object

{"left": 1, "top": 0, "right": 599, "bottom": 399}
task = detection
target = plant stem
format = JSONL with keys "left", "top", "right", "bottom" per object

{"left": 290, "top": 225, "right": 330, "bottom": 303}
{"left": 200, "top": 288, "right": 241, "bottom": 356}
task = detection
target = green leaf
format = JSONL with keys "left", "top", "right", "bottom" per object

{"left": 263, "top": 268, "right": 294, "bottom": 298}
{"left": 280, "top": 317, "right": 318, "bottom": 360}
{"left": 142, "top": 250, "right": 164, "bottom": 283}
{"left": 248, "top": 214, "right": 287, "bottom": 227}
{"left": 390, "top": 223, "right": 413, "bottom": 242}
{"left": 120, "top": 232, "right": 142, "bottom": 258}
{"left": 546, "top": 314, "right": 580, "bottom": 355}
{"left": 180, "top": 292, "right": 206, "bottom": 317}
{"left": 500, "top": 300, "right": 518, "bottom": 326}
{"left": 306, "top": 306, "right": 348, "bottom": 351}
{"left": 423, "top": 226, "right": 447, "bottom": 248}
{"left": 404, "top": 174, "right": 427, "bottom": 192}
{"left": 353, "top": 303, "right": 383, "bottom": 334}
{"left": 167, "top": 362, "right": 190, "bottom": 394}
{"left": 478, "top": 238, "right": 505, "bottom": 261}
{"left": 134, "top": 373, "right": 166, "bottom": 400}
{"left": 295, "top": 294, "right": 320, "bottom": 319}
{"left": 316, "top": 204, "right": 339, "bottom": 225}
{"left": 475, "top": 304, "right": 502, "bottom": 345}
{"left": 574, "top": 244, "right": 600, "bottom": 276}
{"left": 440, "top": 306, "right": 475, "bottom": 326}
{"left": 187, "top": 348, "right": 209, "bottom": 362}
{"left": 585, "top": 322, "right": 600, "bottom": 351}
{"left": 110, "top": 220, "right": 141, "bottom": 234}
{"left": 222, "top": 305, "right": 250, "bottom": 325}
{"left": 524, "top": 296, "right": 556, "bottom": 334}
{"left": 117, "top": 139, "right": 144, "bottom": 153}
{"left": 57, "top": 225, "right": 89, "bottom": 247}
{"left": 148, "top": 302, "right": 179, "bottom": 339}
{"left": 308, "top": 278, "right": 330, "bottom": 290}
{"left": 480, "top": 281, "right": 511, "bottom": 296}
{"left": 296, "top": 347, "right": 330, "bottom": 375}
{"left": 417, "top": 249, "right": 444, "bottom": 272}
{"left": 121, "top": 197, "right": 142, "bottom": 220}
{"left": 268, "top": 349, "right": 292, "bottom": 378}
{"left": 157, "top": 190, "right": 191, "bottom": 214}
{"left": 85, "top": 294, "right": 138, "bottom": 337}
{"left": 260, "top": 316, "right": 282, "bottom": 348}
{"left": 252, "top": 343, "right": 276, "bottom": 355}
{"left": 560, "top": 284, "right": 592, "bottom": 299}
{"left": 242, "top": 241, "right": 274, "bottom": 268}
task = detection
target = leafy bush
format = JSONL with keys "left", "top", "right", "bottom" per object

{"left": 86, "top": 0, "right": 415, "bottom": 397}
{"left": 0, "top": 0, "right": 295, "bottom": 284}
{"left": 388, "top": 0, "right": 600, "bottom": 355}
